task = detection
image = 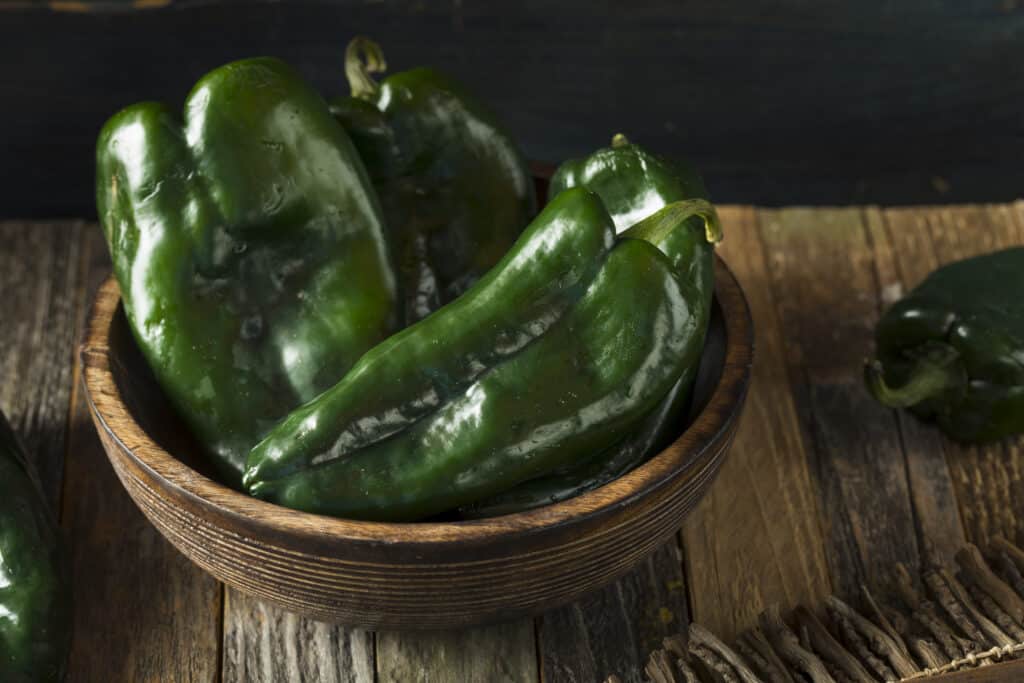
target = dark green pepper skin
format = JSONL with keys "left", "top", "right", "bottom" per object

{"left": 96, "top": 57, "right": 398, "bottom": 486}
{"left": 245, "top": 189, "right": 715, "bottom": 521}
{"left": 866, "top": 247, "right": 1024, "bottom": 442}
{"left": 330, "top": 37, "right": 537, "bottom": 323}
{"left": 467, "top": 136, "right": 719, "bottom": 515}
{"left": 0, "top": 411, "right": 71, "bottom": 683}
{"left": 549, "top": 134, "right": 709, "bottom": 232}
{"left": 548, "top": 134, "right": 714, "bottom": 302}
{"left": 460, "top": 372, "right": 691, "bottom": 517}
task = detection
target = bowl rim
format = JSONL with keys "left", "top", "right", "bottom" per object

{"left": 81, "top": 254, "right": 753, "bottom": 547}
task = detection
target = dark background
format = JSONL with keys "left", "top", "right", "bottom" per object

{"left": 2, "top": 0, "right": 1023, "bottom": 218}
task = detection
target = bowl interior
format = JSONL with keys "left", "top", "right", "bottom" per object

{"left": 105, "top": 292, "right": 729, "bottom": 514}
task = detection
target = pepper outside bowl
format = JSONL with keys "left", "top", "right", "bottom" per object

{"left": 80, "top": 225, "right": 753, "bottom": 632}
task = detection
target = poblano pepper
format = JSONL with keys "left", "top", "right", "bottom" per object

{"left": 96, "top": 57, "right": 398, "bottom": 487}
{"left": 465, "top": 135, "right": 719, "bottom": 516}
{"left": 0, "top": 411, "right": 71, "bottom": 683}
{"left": 460, "top": 352, "right": 691, "bottom": 518}
{"left": 330, "top": 37, "right": 537, "bottom": 323}
{"left": 866, "top": 247, "right": 1024, "bottom": 442}
{"left": 550, "top": 133, "right": 709, "bottom": 233}
{"left": 244, "top": 188, "right": 720, "bottom": 521}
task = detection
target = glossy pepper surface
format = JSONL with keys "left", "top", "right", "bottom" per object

{"left": 461, "top": 363, "right": 692, "bottom": 518}
{"left": 96, "top": 57, "right": 398, "bottom": 486}
{"left": 468, "top": 136, "right": 719, "bottom": 515}
{"left": 245, "top": 188, "right": 719, "bottom": 521}
{"left": 866, "top": 247, "right": 1024, "bottom": 442}
{"left": 330, "top": 37, "right": 536, "bottom": 323}
{"left": 0, "top": 411, "right": 71, "bottom": 683}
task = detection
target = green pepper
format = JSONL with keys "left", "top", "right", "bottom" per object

{"left": 96, "top": 57, "right": 399, "bottom": 486}
{"left": 465, "top": 135, "right": 719, "bottom": 516}
{"left": 329, "top": 37, "right": 537, "bottom": 323}
{"left": 866, "top": 247, "right": 1024, "bottom": 442}
{"left": 549, "top": 134, "right": 715, "bottom": 292}
{"left": 244, "top": 189, "right": 720, "bottom": 521}
{"left": 0, "top": 411, "right": 71, "bottom": 683}
{"left": 459, "top": 372, "right": 691, "bottom": 518}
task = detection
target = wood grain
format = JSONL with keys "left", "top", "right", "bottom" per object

{"left": 863, "top": 206, "right": 968, "bottom": 565}
{"left": 758, "top": 207, "right": 921, "bottom": 598}
{"left": 6, "top": 207, "right": 1024, "bottom": 681}
{"left": 0, "top": 220, "right": 89, "bottom": 508}
{"left": 537, "top": 542, "right": 690, "bottom": 683}
{"left": 375, "top": 621, "right": 536, "bottom": 683}
{"left": 222, "top": 588, "right": 374, "bottom": 683}
{"left": 681, "top": 206, "right": 832, "bottom": 641}
{"left": 62, "top": 225, "right": 222, "bottom": 683}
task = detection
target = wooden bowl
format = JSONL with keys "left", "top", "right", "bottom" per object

{"left": 80, "top": 255, "right": 753, "bottom": 630}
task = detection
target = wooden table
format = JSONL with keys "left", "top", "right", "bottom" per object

{"left": 3, "top": 202, "right": 1024, "bottom": 682}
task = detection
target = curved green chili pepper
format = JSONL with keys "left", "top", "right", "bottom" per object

{"left": 466, "top": 137, "right": 720, "bottom": 515}
{"left": 0, "top": 411, "right": 71, "bottom": 683}
{"left": 330, "top": 37, "right": 537, "bottom": 323}
{"left": 866, "top": 247, "right": 1024, "bottom": 442}
{"left": 245, "top": 190, "right": 715, "bottom": 521}
{"left": 244, "top": 187, "right": 615, "bottom": 490}
{"left": 96, "top": 57, "right": 399, "bottom": 486}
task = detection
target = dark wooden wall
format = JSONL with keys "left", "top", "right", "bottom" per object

{"left": 2, "top": 0, "right": 1023, "bottom": 218}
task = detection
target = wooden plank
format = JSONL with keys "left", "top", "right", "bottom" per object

{"left": 757, "top": 207, "right": 922, "bottom": 598}
{"left": 882, "top": 204, "right": 1024, "bottom": 548}
{"left": 681, "top": 206, "right": 832, "bottom": 641}
{"left": 7, "top": 206, "right": 1020, "bottom": 682}
{"left": 375, "top": 619, "right": 537, "bottom": 683}
{"left": 222, "top": 589, "right": 374, "bottom": 683}
{"left": 863, "top": 206, "right": 968, "bottom": 565}
{"left": 62, "top": 224, "right": 222, "bottom": 683}
{"left": 537, "top": 542, "right": 689, "bottom": 683}
{"left": 0, "top": 220, "right": 88, "bottom": 508}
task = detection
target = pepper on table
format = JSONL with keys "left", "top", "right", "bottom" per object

{"left": 330, "top": 36, "right": 537, "bottom": 323}
{"left": 866, "top": 247, "right": 1024, "bottom": 442}
{"left": 244, "top": 185, "right": 720, "bottom": 522}
{"left": 0, "top": 410, "right": 71, "bottom": 683}
{"left": 95, "top": 57, "right": 399, "bottom": 487}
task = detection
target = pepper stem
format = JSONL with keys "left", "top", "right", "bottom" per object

{"left": 864, "top": 342, "right": 963, "bottom": 408}
{"left": 622, "top": 199, "right": 724, "bottom": 246}
{"left": 345, "top": 36, "right": 387, "bottom": 100}
{"left": 611, "top": 133, "right": 630, "bottom": 148}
